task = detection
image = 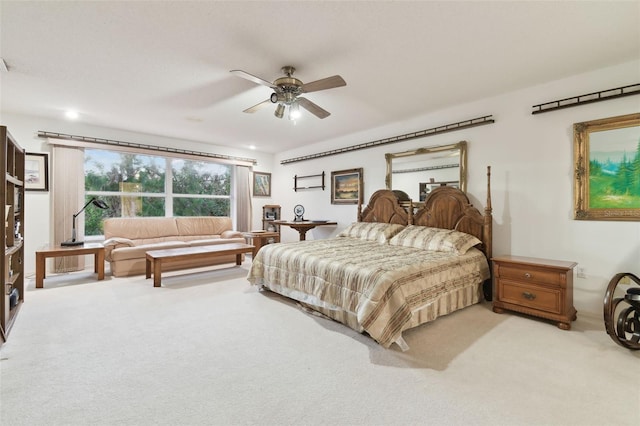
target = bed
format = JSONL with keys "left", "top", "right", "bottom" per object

{"left": 247, "top": 168, "right": 493, "bottom": 350}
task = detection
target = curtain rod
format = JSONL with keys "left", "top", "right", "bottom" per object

{"left": 38, "top": 131, "right": 258, "bottom": 166}
{"left": 531, "top": 83, "right": 640, "bottom": 114}
{"left": 280, "top": 115, "right": 495, "bottom": 164}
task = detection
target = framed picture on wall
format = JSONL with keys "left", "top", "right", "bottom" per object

{"left": 253, "top": 171, "right": 271, "bottom": 197}
{"left": 25, "top": 152, "right": 49, "bottom": 191}
{"left": 331, "top": 168, "right": 363, "bottom": 205}
{"left": 573, "top": 113, "right": 640, "bottom": 221}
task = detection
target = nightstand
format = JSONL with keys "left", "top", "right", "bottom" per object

{"left": 492, "top": 255, "right": 577, "bottom": 330}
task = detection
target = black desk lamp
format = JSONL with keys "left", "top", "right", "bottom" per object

{"left": 61, "top": 197, "right": 109, "bottom": 246}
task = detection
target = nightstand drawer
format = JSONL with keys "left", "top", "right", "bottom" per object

{"left": 498, "top": 265, "right": 563, "bottom": 286}
{"left": 499, "top": 280, "right": 561, "bottom": 314}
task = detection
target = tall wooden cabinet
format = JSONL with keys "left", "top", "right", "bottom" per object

{"left": 1, "top": 126, "right": 25, "bottom": 342}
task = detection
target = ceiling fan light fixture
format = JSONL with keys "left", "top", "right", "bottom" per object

{"left": 274, "top": 104, "right": 285, "bottom": 119}
{"left": 232, "top": 65, "right": 346, "bottom": 120}
{"left": 288, "top": 102, "right": 301, "bottom": 120}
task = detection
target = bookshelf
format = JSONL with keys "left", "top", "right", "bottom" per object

{"left": 1, "top": 126, "right": 25, "bottom": 343}
{"left": 262, "top": 204, "right": 281, "bottom": 235}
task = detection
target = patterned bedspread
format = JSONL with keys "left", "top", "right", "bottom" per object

{"left": 247, "top": 237, "right": 490, "bottom": 348}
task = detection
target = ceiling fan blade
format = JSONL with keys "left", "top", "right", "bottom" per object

{"left": 297, "top": 97, "right": 330, "bottom": 119}
{"left": 230, "top": 70, "right": 277, "bottom": 89}
{"left": 243, "top": 99, "right": 272, "bottom": 113}
{"left": 301, "top": 75, "right": 346, "bottom": 93}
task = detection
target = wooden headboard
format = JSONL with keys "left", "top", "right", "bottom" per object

{"left": 358, "top": 166, "right": 492, "bottom": 258}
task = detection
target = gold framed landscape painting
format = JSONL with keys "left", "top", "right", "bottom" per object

{"left": 573, "top": 113, "right": 640, "bottom": 221}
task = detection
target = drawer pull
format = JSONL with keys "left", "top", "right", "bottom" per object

{"left": 522, "top": 292, "right": 536, "bottom": 300}
{"left": 524, "top": 272, "right": 532, "bottom": 279}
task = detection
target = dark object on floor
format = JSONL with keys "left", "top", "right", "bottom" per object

{"left": 603, "top": 272, "right": 640, "bottom": 350}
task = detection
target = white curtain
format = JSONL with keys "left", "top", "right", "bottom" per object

{"left": 52, "top": 145, "right": 85, "bottom": 272}
{"left": 235, "top": 166, "right": 252, "bottom": 232}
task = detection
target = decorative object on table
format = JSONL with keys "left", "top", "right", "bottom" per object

{"left": 253, "top": 171, "right": 271, "bottom": 197}
{"left": 25, "top": 152, "right": 49, "bottom": 191}
{"left": 331, "top": 168, "right": 363, "bottom": 205}
{"left": 603, "top": 272, "right": 640, "bottom": 350}
{"left": 61, "top": 197, "right": 109, "bottom": 246}
{"left": 573, "top": 113, "right": 640, "bottom": 221}
{"left": 293, "top": 204, "right": 305, "bottom": 221}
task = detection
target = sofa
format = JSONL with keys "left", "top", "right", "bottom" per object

{"left": 103, "top": 216, "right": 246, "bottom": 277}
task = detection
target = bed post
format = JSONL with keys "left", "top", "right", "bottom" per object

{"left": 408, "top": 200, "right": 414, "bottom": 225}
{"left": 357, "top": 196, "right": 363, "bottom": 222}
{"left": 484, "top": 166, "right": 493, "bottom": 259}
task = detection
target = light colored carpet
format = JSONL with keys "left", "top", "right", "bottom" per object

{"left": 1, "top": 262, "right": 638, "bottom": 426}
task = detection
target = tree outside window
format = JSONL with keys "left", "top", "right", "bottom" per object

{"left": 84, "top": 149, "right": 231, "bottom": 236}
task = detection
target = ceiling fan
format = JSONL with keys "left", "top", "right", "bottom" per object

{"left": 230, "top": 66, "right": 346, "bottom": 120}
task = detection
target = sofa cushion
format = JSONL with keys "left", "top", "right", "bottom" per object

{"left": 221, "top": 230, "right": 243, "bottom": 239}
{"left": 104, "top": 237, "right": 135, "bottom": 249}
{"left": 104, "top": 217, "right": 180, "bottom": 240}
{"left": 175, "top": 217, "right": 233, "bottom": 236}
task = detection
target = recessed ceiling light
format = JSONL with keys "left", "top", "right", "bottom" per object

{"left": 249, "top": 145, "right": 256, "bottom": 150}
{"left": 65, "top": 110, "right": 79, "bottom": 120}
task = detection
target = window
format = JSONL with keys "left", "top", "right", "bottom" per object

{"left": 172, "top": 159, "right": 231, "bottom": 216}
{"left": 84, "top": 149, "right": 231, "bottom": 236}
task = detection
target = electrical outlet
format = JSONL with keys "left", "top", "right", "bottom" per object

{"left": 577, "top": 267, "right": 586, "bottom": 278}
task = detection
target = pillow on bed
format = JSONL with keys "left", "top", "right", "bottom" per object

{"left": 337, "top": 222, "right": 405, "bottom": 243}
{"left": 388, "top": 225, "right": 481, "bottom": 255}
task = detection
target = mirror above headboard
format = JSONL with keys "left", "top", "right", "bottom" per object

{"left": 385, "top": 141, "right": 467, "bottom": 202}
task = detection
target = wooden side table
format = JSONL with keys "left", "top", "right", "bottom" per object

{"left": 35, "top": 244, "right": 105, "bottom": 288}
{"left": 492, "top": 255, "right": 577, "bottom": 330}
{"left": 271, "top": 220, "right": 337, "bottom": 241}
{"left": 242, "top": 231, "right": 280, "bottom": 257}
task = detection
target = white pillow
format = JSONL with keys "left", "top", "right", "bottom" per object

{"left": 388, "top": 225, "right": 481, "bottom": 255}
{"left": 337, "top": 222, "right": 405, "bottom": 243}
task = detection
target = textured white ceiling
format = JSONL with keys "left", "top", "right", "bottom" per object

{"left": 1, "top": 1, "right": 639, "bottom": 153}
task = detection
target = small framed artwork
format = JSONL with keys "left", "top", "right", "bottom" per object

{"left": 331, "top": 168, "right": 363, "bottom": 205}
{"left": 25, "top": 152, "right": 49, "bottom": 191}
{"left": 253, "top": 171, "right": 271, "bottom": 197}
{"left": 574, "top": 112, "right": 640, "bottom": 221}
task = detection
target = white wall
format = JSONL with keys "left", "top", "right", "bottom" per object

{"left": 271, "top": 60, "right": 640, "bottom": 315}
{"left": 0, "top": 113, "right": 275, "bottom": 275}
{"left": 2, "top": 60, "right": 638, "bottom": 315}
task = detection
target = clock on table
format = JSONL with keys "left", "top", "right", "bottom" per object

{"left": 293, "top": 204, "right": 305, "bottom": 222}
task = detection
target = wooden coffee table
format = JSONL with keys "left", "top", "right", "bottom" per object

{"left": 35, "top": 243, "right": 105, "bottom": 288}
{"left": 145, "top": 243, "right": 254, "bottom": 287}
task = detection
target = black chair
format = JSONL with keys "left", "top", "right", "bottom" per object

{"left": 603, "top": 272, "right": 640, "bottom": 350}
